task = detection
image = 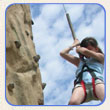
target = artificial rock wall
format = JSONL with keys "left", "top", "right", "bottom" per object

{"left": 6, "top": 4, "right": 44, "bottom": 105}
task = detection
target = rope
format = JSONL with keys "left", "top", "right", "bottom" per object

{"left": 63, "top": 4, "right": 67, "bottom": 14}
{"left": 62, "top": 4, "right": 76, "bottom": 40}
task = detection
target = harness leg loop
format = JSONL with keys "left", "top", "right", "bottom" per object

{"left": 92, "top": 78, "right": 98, "bottom": 98}
{"left": 81, "top": 80, "right": 87, "bottom": 102}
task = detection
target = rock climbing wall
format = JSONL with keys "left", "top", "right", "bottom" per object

{"left": 6, "top": 4, "right": 44, "bottom": 105}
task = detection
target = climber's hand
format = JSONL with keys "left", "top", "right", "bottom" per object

{"left": 70, "top": 39, "right": 80, "bottom": 48}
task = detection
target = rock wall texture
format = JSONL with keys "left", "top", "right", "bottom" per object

{"left": 6, "top": 4, "right": 44, "bottom": 105}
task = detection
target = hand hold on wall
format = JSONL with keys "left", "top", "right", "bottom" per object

{"left": 33, "top": 55, "right": 40, "bottom": 63}
{"left": 14, "top": 41, "right": 21, "bottom": 49}
{"left": 7, "top": 82, "right": 15, "bottom": 92}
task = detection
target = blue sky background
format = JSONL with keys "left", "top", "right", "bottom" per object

{"left": 30, "top": 3, "right": 105, "bottom": 105}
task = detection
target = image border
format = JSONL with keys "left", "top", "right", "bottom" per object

{"left": 5, "top": 2, "right": 106, "bottom": 106}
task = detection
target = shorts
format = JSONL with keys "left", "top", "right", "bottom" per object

{"left": 72, "top": 79, "right": 104, "bottom": 102}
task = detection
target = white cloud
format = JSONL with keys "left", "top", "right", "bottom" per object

{"left": 40, "top": 4, "right": 62, "bottom": 24}
{"left": 65, "top": 4, "right": 84, "bottom": 23}
{"left": 76, "top": 10, "right": 104, "bottom": 43}
{"left": 91, "top": 10, "right": 104, "bottom": 39}
{"left": 31, "top": 4, "right": 105, "bottom": 105}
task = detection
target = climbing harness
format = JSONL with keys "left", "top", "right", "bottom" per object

{"left": 74, "top": 60, "right": 104, "bottom": 102}
{"left": 75, "top": 63, "right": 98, "bottom": 95}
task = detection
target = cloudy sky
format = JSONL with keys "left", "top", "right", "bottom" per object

{"left": 30, "top": 3, "right": 105, "bottom": 105}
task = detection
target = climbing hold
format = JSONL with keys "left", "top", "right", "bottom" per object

{"left": 14, "top": 41, "right": 21, "bottom": 49}
{"left": 31, "top": 20, "right": 34, "bottom": 25}
{"left": 42, "top": 83, "right": 46, "bottom": 90}
{"left": 8, "top": 83, "right": 14, "bottom": 92}
{"left": 31, "top": 35, "right": 33, "bottom": 40}
{"left": 33, "top": 55, "right": 40, "bottom": 63}
{"left": 25, "top": 30, "right": 29, "bottom": 36}
{"left": 38, "top": 99, "right": 44, "bottom": 105}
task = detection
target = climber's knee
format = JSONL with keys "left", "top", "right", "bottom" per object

{"left": 68, "top": 99, "right": 81, "bottom": 105}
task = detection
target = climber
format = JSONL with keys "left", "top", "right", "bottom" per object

{"left": 60, "top": 37, "right": 104, "bottom": 105}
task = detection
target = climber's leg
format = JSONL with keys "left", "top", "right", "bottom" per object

{"left": 95, "top": 83, "right": 104, "bottom": 101}
{"left": 68, "top": 86, "right": 85, "bottom": 105}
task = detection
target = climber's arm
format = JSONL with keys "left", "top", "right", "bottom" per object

{"left": 76, "top": 46, "right": 104, "bottom": 64}
{"left": 60, "top": 39, "right": 80, "bottom": 67}
{"left": 60, "top": 48, "right": 80, "bottom": 67}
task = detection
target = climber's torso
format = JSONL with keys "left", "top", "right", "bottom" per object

{"left": 75, "top": 57, "right": 104, "bottom": 84}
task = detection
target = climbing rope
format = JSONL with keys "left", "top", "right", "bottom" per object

{"left": 63, "top": 4, "right": 82, "bottom": 58}
{"left": 63, "top": 4, "right": 76, "bottom": 40}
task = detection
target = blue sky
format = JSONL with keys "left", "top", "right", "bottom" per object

{"left": 30, "top": 3, "right": 105, "bottom": 105}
